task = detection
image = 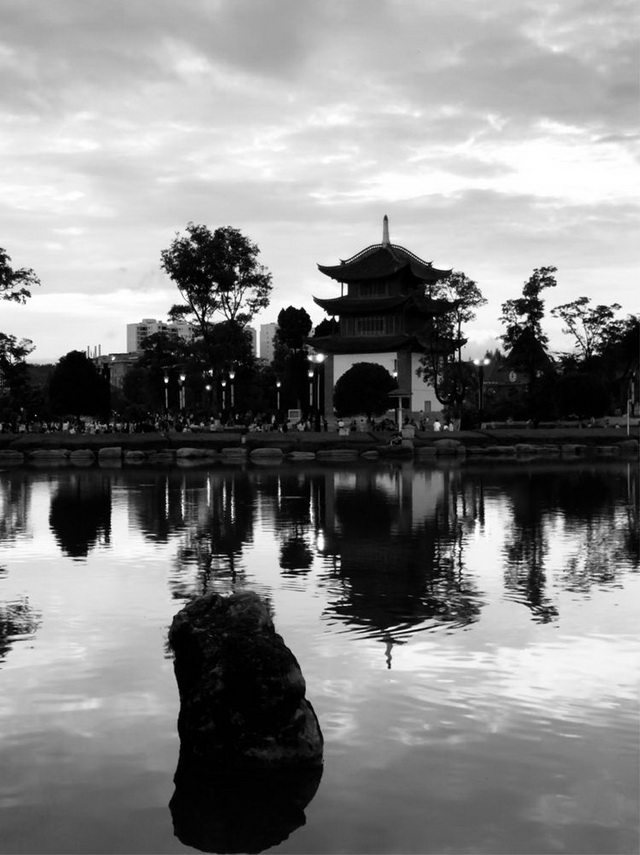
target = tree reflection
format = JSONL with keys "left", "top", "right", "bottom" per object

{"left": 168, "top": 471, "right": 256, "bottom": 600}
{"left": 49, "top": 472, "right": 111, "bottom": 559}
{"left": 0, "top": 596, "right": 41, "bottom": 663}
{"left": 275, "top": 472, "right": 316, "bottom": 575}
{"left": 0, "top": 472, "right": 31, "bottom": 543}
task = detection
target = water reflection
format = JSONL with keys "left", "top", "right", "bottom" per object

{"left": 317, "top": 466, "right": 484, "bottom": 663}
{"left": 0, "top": 595, "right": 41, "bottom": 663}
{"left": 170, "top": 751, "right": 323, "bottom": 853}
{"left": 49, "top": 471, "right": 112, "bottom": 558}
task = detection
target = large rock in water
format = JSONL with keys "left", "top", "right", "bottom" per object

{"left": 168, "top": 590, "right": 324, "bottom": 770}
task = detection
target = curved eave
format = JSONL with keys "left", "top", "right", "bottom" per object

{"left": 318, "top": 244, "right": 451, "bottom": 284}
{"left": 313, "top": 295, "right": 408, "bottom": 315}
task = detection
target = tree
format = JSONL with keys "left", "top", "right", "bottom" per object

{"left": 500, "top": 266, "right": 557, "bottom": 351}
{"left": 417, "top": 270, "right": 485, "bottom": 418}
{"left": 437, "top": 271, "right": 486, "bottom": 363}
{"left": 275, "top": 306, "right": 312, "bottom": 352}
{"left": 48, "top": 351, "right": 110, "bottom": 418}
{"left": 551, "top": 297, "right": 622, "bottom": 364}
{"left": 334, "top": 363, "right": 397, "bottom": 418}
{"left": 272, "top": 307, "right": 313, "bottom": 412}
{"left": 160, "top": 223, "right": 272, "bottom": 334}
{"left": 0, "top": 334, "right": 38, "bottom": 422}
{"left": 0, "top": 247, "right": 40, "bottom": 304}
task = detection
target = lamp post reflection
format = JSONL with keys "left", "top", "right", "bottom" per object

{"left": 473, "top": 358, "right": 490, "bottom": 427}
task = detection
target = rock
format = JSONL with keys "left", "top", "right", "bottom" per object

{"left": 0, "top": 450, "right": 24, "bottom": 463}
{"left": 168, "top": 591, "right": 324, "bottom": 771}
{"left": 124, "top": 450, "right": 146, "bottom": 463}
{"left": 98, "top": 446, "right": 122, "bottom": 459}
{"left": 433, "top": 438, "right": 462, "bottom": 454}
{"left": 28, "top": 448, "right": 69, "bottom": 459}
{"left": 286, "top": 451, "right": 316, "bottom": 461}
{"left": 316, "top": 448, "right": 358, "bottom": 461}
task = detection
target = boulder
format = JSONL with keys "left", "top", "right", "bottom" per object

{"left": 168, "top": 591, "right": 323, "bottom": 771}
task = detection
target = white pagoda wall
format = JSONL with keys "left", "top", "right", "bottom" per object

{"left": 332, "top": 351, "right": 442, "bottom": 416}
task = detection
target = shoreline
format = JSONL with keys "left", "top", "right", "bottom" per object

{"left": 0, "top": 426, "right": 637, "bottom": 465}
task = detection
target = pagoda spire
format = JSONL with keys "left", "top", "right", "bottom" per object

{"left": 382, "top": 215, "right": 390, "bottom": 247}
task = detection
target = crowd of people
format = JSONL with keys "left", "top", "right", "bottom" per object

{"left": 1, "top": 410, "right": 456, "bottom": 435}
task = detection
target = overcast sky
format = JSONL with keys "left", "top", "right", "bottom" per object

{"left": 1, "top": 0, "right": 637, "bottom": 363}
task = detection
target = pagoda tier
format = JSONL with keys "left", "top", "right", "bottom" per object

{"left": 317, "top": 244, "right": 451, "bottom": 284}
{"left": 313, "top": 293, "right": 454, "bottom": 316}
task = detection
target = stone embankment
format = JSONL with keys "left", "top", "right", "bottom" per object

{"left": 0, "top": 427, "right": 637, "bottom": 466}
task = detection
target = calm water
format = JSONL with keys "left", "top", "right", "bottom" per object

{"left": 0, "top": 459, "right": 638, "bottom": 855}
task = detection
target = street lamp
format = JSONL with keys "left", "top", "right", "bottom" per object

{"left": 308, "top": 368, "right": 314, "bottom": 414}
{"left": 473, "top": 358, "right": 490, "bottom": 426}
{"left": 229, "top": 369, "right": 236, "bottom": 410}
{"left": 276, "top": 379, "right": 281, "bottom": 411}
{"left": 163, "top": 373, "right": 169, "bottom": 413}
{"left": 179, "top": 372, "right": 186, "bottom": 413}
{"left": 221, "top": 378, "right": 227, "bottom": 411}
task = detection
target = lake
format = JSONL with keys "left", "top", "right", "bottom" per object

{"left": 0, "top": 459, "right": 638, "bottom": 854}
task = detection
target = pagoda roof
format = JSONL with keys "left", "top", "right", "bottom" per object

{"left": 318, "top": 243, "right": 451, "bottom": 284}
{"left": 313, "top": 294, "right": 455, "bottom": 316}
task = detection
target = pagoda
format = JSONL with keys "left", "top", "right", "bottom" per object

{"left": 310, "top": 216, "right": 456, "bottom": 419}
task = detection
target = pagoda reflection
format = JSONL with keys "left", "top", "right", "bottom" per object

{"left": 316, "top": 464, "right": 484, "bottom": 656}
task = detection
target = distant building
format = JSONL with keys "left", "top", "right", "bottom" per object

{"left": 248, "top": 326, "right": 258, "bottom": 357}
{"left": 93, "top": 353, "right": 139, "bottom": 390}
{"left": 126, "top": 318, "right": 194, "bottom": 353}
{"left": 259, "top": 323, "right": 278, "bottom": 362}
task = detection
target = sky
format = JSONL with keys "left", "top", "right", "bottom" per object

{"left": 0, "top": 0, "right": 638, "bottom": 364}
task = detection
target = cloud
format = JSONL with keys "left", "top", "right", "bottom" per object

{"left": 0, "top": 0, "right": 637, "bottom": 362}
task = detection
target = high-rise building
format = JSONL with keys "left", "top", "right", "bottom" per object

{"left": 259, "top": 323, "right": 278, "bottom": 362}
{"left": 126, "top": 319, "right": 194, "bottom": 353}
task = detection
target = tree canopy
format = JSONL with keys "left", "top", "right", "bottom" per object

{"left": 500, "top": 266, "right": 557, "bottom": 351}
{"left": 0, "top": 247, "right": 40, "bottom": 304}
{"left": 48, "top": 351, "right": 110, "bottom": 418}
{"left": 333, "top": 362, "right": 397, "bottom": 418}
{"left": 418, "top": 270, "right": 485, "bottom": 416}
{"left": 160, "top": 223, "right": 273, "bottom": 332}
{"left": 276, "top": 306, "right": 312, "bottom": 351}
{"left": 551, "top": 296, "right": 622, "bottom": 363}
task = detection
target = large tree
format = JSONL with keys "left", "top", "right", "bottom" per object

{"left": 0, "top": 333, "right": 36, "bottom": 420}
{"left": 334, "top": 363, "right": 397, "bottom": 418}
{"left": 550, "top": 296, "right": 622, "bottom": 364}
{"left": 272, "top": 306, "right": 313, "bottom": 412}
{"left": 48, "top": 351, "right": 110, "bottom": 419}
{"left": 417, "top": 270, "right": 485, "bottom": 418}
{"left": 0, "top": 247, "right": 40, "bottom": 304}
{"left": 500, "top": 266, "right": 557, "bottom": 351}
{"left": 160, "top": 223, "right": 273, "bottom": 337}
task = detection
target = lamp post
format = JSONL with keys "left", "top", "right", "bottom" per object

{"left": 229, "top": 369, "right": 235, "bottom": 410}
{"left": 276, "top": 380, "right": 281, "bottom": 411}
{"left": 179, "top": 372, "right": 186, "bottom": 413}
{"left": 163, "top": 373, "right": 169, "bottom": 414}
{"left": 473, "top": 358, "right": 490, "bottom": 426}
{"left": 221, "top": 379, "right": 227, "bottom": 412}
{"left": 308, "top": 368, "right": 314, "bottom": 417}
